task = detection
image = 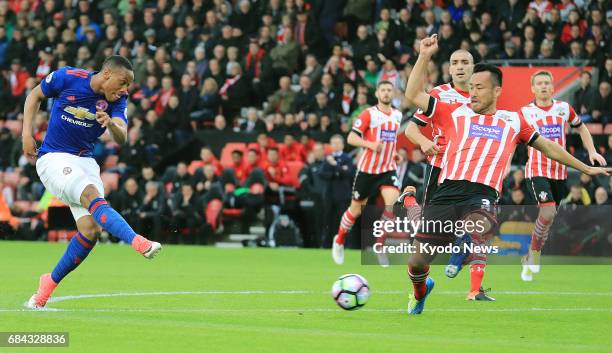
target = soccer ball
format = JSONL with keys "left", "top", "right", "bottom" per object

{"left": 331, "top": 274, "right": 370, "bottom": 310}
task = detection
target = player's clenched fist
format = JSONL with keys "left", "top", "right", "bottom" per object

{"left": 95, "top": 108, "right": 115, "bottom": 128}
{"left": 419, "top": 34, "right": 438, "bottom": 56}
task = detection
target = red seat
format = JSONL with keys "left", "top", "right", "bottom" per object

{"left": 604, "top": 124, "right": 612, "bottom": 135}
{"left": 285, "top": 161, "right": 304, "bottom": 188}
{"left": 220, "top": 143, "right": 247, "bottom": 168}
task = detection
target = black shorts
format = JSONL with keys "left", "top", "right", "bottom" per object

{"left": 352, "top": 170, "right": 400, "bottom": 201}
{"left": 423, "top": 164, "right": 441, "bottom": 206}
{"left": 417, "top": 180, "right": 499, "bottom": 245}
{"left": 527, "top": 177, "right": 567, "bottom": 206}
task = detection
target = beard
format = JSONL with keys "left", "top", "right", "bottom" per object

{"left": 379, "top": 97, "right": 392, "bottom": 105}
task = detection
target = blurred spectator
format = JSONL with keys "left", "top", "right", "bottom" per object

{"left": 191, "top": 77, "right": 220, "bottom": 125}
{"left": 280, "top": 134, "right": 306, "bottom": 162}
{"left": 292, "top": 75, "right": 316, "bottom": 115}
{"left": 243, "top": 40, "right": 273, "bottom": 104}
{"left": 112, "top": 178, "right": 143, "bottom": 236}
{"left": 188, "top": 146, "right": 223, "bottom": 176}
{"left": 213, "top": 114, "right": 232, "bottom": 133}
{"left": 594, "top": 186, "right": 609, "bottom": 205}
{"left": 7, "top": 59, "right": 30, "bottom": 106}
{"left": 240, "top": 108, "right": 266, "bottom": 134}
{"left": 573, "top": 71, "right": 595, "bottom": 120}
{"left": 269, "top": 27, "right": 300, "bottom": 78}
{"left": 263, "top": 147, "right": 292, "bottom": 193}
{"left": 599, "top": 58, "right": 612, "bottom": 86}
{"left": 561, "top": 183, "right": 591, "bottom": 206}
{"left": 301, "top": 54, "right": 323, "bottom": 87}
{"left": 320, "top": 135, "right": 354, "bottom": 247}
{"left": 163, "top": 162, "right": 192, "bottom": 194}
{"left": 168, "top": 182, "right": 206, "bottom": 244}
{"left": 265, "top": 76, "right": 296, "bottom": 115}
{"left": 220, "top": 62, "right": 250, "bottom": 120}
{"left": 591, "top": 81, "right": 611, "bottom": 124}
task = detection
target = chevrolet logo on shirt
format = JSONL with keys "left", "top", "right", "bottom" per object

{"left": 64, "top": 106, "right": 96, "bottom": 120}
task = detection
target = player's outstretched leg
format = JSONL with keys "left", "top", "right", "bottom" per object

{"left": 27, "top": 218, "right": 99, "bottom": 309}
{"left": 81, "top": 185, "right": 161, "bottom": 259}
{"left": 522, "top": 205, "right": 555, "bottom": 280}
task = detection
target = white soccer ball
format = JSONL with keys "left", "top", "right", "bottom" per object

{"left": 331, "top": 274, "right": 370, "bottom": 310}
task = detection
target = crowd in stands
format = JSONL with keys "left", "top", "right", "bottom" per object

{"left": 0, "top": 0, "right": 610, "bottom": 246}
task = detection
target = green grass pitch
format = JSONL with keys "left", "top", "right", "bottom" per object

{"left": 0, "top": 241, "right": 611, "bottom": 353}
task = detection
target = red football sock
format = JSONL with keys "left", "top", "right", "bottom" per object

{"left": 408, "top": 265, "right": 430, "bottom": 300}
{"left": 530, "top": 215, "right": 552, "bottom": 251}
{"left": 470, "top": 264, "right": 485, "bottom": 293}
{"left": 336, "top": 209, "right": 356, "bottom": 244}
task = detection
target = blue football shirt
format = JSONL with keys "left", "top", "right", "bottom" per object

{"left": 38, "top": 66, "right": 128, "bottom": 157}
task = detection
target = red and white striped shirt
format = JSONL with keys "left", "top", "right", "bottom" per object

{"left": 352, "top": 105, "right": 402, "bottom": 174}
{"left": 412, "top": 83, "right": 470, "bottom": 168}
{"left": 420, "top": 100, "right": 539, "bottom": 194}
{"left": 522, "top": 100, "right": 581, "bottom": 180}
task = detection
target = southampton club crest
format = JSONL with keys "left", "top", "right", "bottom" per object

{"left": 63, "top": 167, "right": 72, "bottom": 175}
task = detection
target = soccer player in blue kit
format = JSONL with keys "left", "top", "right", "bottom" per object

{"left": 22, "top": 56, "right": 162, "bottom": 309}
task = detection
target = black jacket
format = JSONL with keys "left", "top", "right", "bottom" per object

{"left": 320, "top": 152, "right": 355, "bottom": 201}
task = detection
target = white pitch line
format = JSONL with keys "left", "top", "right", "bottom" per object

{"left": 47, "top": 290, "right": 312, "bottom": 303}
{"left": 3, "top": 307, "right": 612, "bottom": 313}
{"left": 6, "top": 290, "right": 610, "bottom": 312}
{"left": 44, "top": 290, "right": 612, "bottom": 304}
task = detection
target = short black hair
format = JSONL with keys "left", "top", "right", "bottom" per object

{"left": 473, "top": 63, "right": 502, "bottom": 87}
{"left": 377, "top": 80, "right": 394, "bottom": 88}
{"left": 102, "top": 55, "right": 133, "bottom": 71}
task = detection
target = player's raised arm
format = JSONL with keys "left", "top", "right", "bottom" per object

{"left": 22, "top": 85, "right": 46, "bottom": 159}
{"left": 404, "top": 34, "right": 439, "bottom": 113}
{"left": 530, "top": 136, "right": 611, "bottom": 176}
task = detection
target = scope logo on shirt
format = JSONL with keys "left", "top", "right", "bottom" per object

{"left": 538, "top": 124, "right": 562, "bottom": 139}
{"left": 380, "top": 129, "right": 396, "bottom": 142}
{"left": 469, "top": 123, "right": 504, "bottom": 141}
